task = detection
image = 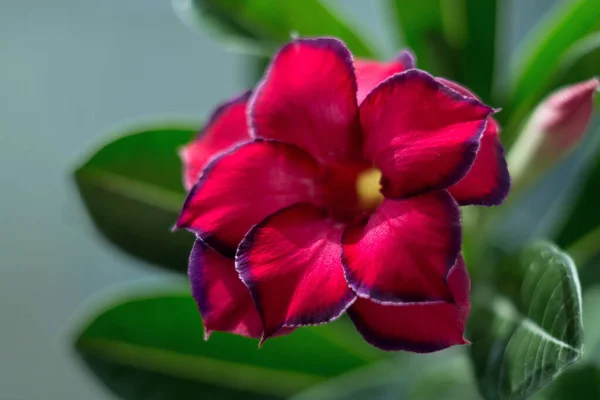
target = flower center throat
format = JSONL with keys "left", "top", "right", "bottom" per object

{"left": 356, "top": 167, "right": 384, "bottom": 211}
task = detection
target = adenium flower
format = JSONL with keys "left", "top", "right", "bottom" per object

{"left": 177, "top": 38, "right": 510, "bottom": 351}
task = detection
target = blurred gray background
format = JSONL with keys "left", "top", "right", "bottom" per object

{"left": 0, "top": 0, "right": 557, "bottom": 398}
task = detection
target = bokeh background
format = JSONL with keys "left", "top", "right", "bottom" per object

{"left": 1, "top": 0, "right": 590, "bottom": 399}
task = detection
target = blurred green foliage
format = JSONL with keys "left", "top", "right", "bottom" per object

{"left": 388, "top": 0, "right": 497, "bottom": 102}
{"left": 74, "top": 127, "right": 195, "bottom": 272}
{"left": 75, "top": 288, "right": 384, "bottom": 399}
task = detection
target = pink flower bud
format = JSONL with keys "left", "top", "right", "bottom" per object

{"left": 508, "top": 78, "right": 599, "bottom": 193}
{"left": 533, "top": 78, "right": 599, "bottom": 152}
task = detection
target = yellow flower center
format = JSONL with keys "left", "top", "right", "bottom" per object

{"left": 356, "top": 167, "right": 384, "bottom": 211}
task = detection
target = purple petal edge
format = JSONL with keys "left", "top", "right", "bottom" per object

{"left": 341, "top": 191, "right": 462, "bottom": 305}
{"left": 363, "top": 69, "right": 495, "bottom": 199}
{"left": 347, "top": 306, "right": 464, "bottom": 353}
{"left": 457, "top": 138, "right": 511, "bottom": 206}
{"left": 394, "top": 49, "right": 416, "bottom": 69}
{"left": 175, "top": 139, "right": 318, "bottom": 259}
{"left": 188, "top": 239, "right": 213, "bottom": 339}
{"left": 235, "top": 203, "right": 357, "bottom": 341}
{"left": 248, "top": 36, "right": 358, "bottom": 139}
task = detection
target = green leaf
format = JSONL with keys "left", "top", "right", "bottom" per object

{"left": 73, "top": 287, "right": 383, "bottom": 400}
{"left": 408, "top": 352, "right": 481, "bottom": 400}
{"left": 536, "top": 288, "right": 600, "bottom": 398}
{"left": 469, "top": 242, "right": 584, "bottom": 400}
{"left": 73, "top": 126, "right": 195, "bottom": 273}
{"left": 457, "top": 0, "right": 497, "bottom": 103}
{"left": 173, "top": 0, "right": 378, "bottom": 58}
{"left": 504, "top": 0, "right": 600, "bottom": 144}
{"left": 292, "top": 348, "right": 479, "bottom": 400}
{"left": 555, "top": 32, "right": 600, "bottom": 87}
{"left": 537, "top": 364, "right": 600, "bottom": 400}
{"left": 582, "top": 286, "right": 600, "bottom": 363}
{"left": 387, "top": 0, "right": 453, "bottom": 77}
{"left": 172, "top": 0, "right": 268, "bottom": 56}
{"left": 539, "top": 286, "right": 600, "bottom": 400}
{"left": 387, "top": 0, "right": 497, "bottom": 102}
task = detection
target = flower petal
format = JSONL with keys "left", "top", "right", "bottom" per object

{"left": 348, "top": 256, "right": 471, "bottom": 352}
{"left": 176, "top": 140, "right": 322, "bottom": 256}
{"left": 342, "top": 191, "right": 461, "bottom": 304}
{"left": 180, "top": 91, "right": 251, "bottom": 190}
{"left": 250, "top": 38, "right": 362, "bottom": 166}
{"left": 189, "top": 239, "right": 262, "bottom": 339}
{"left": 359, "top": 69, "right": 494, "bottom": 198}
{"left": 236, "top": 203, "right": 356, "bottom": 340}
{"left": 448, "top": 120, "right": 510, "bottom": 205}
{"left": 355, "top": 50, "right": 415, "bottom": 104}
{"left": 434, "top": 77, "right": 477, "bottom": 99}
{"left": 436, "top": 78, "right": 510, "bottom": 206}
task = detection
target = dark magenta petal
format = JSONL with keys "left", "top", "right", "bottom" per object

{"left": 250, "top": 37, "right": 362, "bottom": 166}
{"left": 355, "top": 50, "right": 415, "bottom": 104}
{"left": 348, "top": 256, "right": 471, "bottom": 352}
{"left": 342, "top": 192, "right": 461, "bottom": 304}
{"left": 359, "top": 69, "right": 494, "bottom": 198}
{"left": 448, "top": 120, "right": 510, "bottom": 205}
{"left": 180, "top": 91, "right": 251, "bottom": 190}
{"left": 446, "top": 255, "right": 470, "bottom": 307}
{"left": 176, "top": 140, "right": 323, "bottom": 256}
{"left": 436, "top": 78, "right": 510, "bottom": 206}
{"left": 236, "top": 203, "right": 356, "bottom": 340}
{"left": 189, "top": 239, "right": 263, "bottom": 339}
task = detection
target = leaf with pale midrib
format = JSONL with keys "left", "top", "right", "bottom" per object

{"left": 470, "top": 242, "right": 584, "bottom": 400}
{"left": 73, "top": 126, "right": 196, "bottom": 273}
{"left": 533, "top": 285, "right": 600, "bottom": 399}
{"left": 73, "top": 288, "right": 384, "bottom": 400}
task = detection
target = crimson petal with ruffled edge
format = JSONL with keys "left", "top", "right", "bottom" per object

{"left": 355, "top": 50, "right": 415, "bottom": 104}
{"left": 236, "top": 203, "right": 356, "bottom": 341}
{"left": 180, "top": 91, "right": 251, "bottom": 190}
{"left": 176, "top": 140, "right": 323, "bottom": 257}
{"left": 348, "top": 256, "right": 470, "bottom": 352}
{"left": 250, "top": 38, "right": 362, "bottom": 166}
{"left": 448, "top": 119, "right": 509, "bottom": 205}
{"left": 342, "top": 191, "right": 461, "bottom": 304}
{"left": 359, "top": 69, "right": 494, "bottom": 199}
{"left": 436, "top": 78, "right": 510, "bottom": 206}
{"left": 189, "top": 239, "right": 262, "bottom": 339}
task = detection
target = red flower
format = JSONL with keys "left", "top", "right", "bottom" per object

{"left": 177, "top": 38, "right": 509, "bottom": 351}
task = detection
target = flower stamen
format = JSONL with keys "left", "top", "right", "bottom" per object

{"left": 356, "top": 167, "right": 384, "bottom": 211}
